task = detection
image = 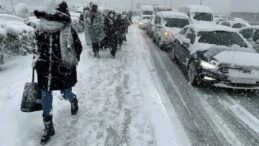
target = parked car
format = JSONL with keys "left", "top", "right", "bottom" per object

{"left": 153, "top": 11, "right": 190, "bottom": 50}
{"left": 178, "top": 5, "right": 214, "bottom": 23}
{"left": 170, "top": 24, "right": 259, "bottom": 90}
{"left": 0, "top": 14, "right": 35, "bottom": 55}
{"left": 239, "top": 26, "right": 259, "bottom": 52}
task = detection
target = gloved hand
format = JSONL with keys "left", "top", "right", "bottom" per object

{"left": 34, "top": 10, "right": 47, "bottom": 19}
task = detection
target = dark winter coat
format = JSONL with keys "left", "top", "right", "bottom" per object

{"left": 35, "top": 28, "right": 82, "bottom": 91}
{"left": 34, "top": 1, "right": 82, "bottom": 91}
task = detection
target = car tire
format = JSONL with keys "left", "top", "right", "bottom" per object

{"left": 188, "top": 62, "right": 198, "bottom": 86}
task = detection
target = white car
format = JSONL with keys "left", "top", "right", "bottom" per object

{"left": 170, "top": 24, "right": 259, "bottom": 90}
{"left": 239, "top": 26, "right": 259, "bottom": 52}
{"left": 0, "top": 14, "right": 35, "bottom": 55}
{"left": 219, "top": 18, "right": 250, "bottom": 29}
{"left": 178, "top": 5, "right": 214, "bottom": 23}
{"left": 153, "top": 11, "right": 190, "bottom": 50}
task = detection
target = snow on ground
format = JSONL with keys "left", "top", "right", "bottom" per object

{"left": 0, "top": 26, "right": 189, "bottom": 146}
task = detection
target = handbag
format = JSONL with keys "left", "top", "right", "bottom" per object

{"left": 21, "top": 68, "right": 42, "bottom": 112}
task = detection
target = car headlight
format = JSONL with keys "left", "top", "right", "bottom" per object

{"left": 200, "top": 60, "right": 218, "bottom": 70}
{"left": 164, "top": 31, "right": 169, "bottom": 37}
{"left": 139, "top": 21, "right": 144, "bottom": 25}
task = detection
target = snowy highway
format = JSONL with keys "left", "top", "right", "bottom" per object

{"left": 139, "top": 26, "right": 259, "bottom": 145}
{"left": 1, "top": 25, "right": 259, "bottom": 146}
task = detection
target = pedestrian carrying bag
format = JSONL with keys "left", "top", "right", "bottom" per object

{"left": 21, "top": 68, "right": 42, "bottom": 112}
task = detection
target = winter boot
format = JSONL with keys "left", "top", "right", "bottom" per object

{"left": 110, "top": 49, "right": 116, "bottom": 58}
{"left": 71, "top": 98, "right": 79, "bottom": 115}
{"left": 41, "top": 115, "right": 55, "bottom": 145}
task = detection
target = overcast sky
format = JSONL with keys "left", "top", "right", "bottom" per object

{"left": 1, "top": 0, "right": 259, "bottom": 14}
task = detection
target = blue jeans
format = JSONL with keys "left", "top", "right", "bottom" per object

{"left": 42, "top": 88, "right": 76, "bottom": 116}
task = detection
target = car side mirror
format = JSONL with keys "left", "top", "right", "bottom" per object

{"left": 182, "top": 38, "right": 191, "bottom": 45}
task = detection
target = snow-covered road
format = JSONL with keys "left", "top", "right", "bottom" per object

{"left": 0, "top": 26, "right": 190, "bottom": 146}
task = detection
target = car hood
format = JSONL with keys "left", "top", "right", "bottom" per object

{"left": 213, "top": 50, "right": 259, "bottom": 68}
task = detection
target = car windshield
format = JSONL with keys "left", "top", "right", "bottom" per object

{"left": 193, "top": 13, "right": 213, "bottom": 21}
{"left": 142, "top": 11, "right": 153, "bottom": 15}
{"left": 198, "top": 31, "right": 248, "bottom": 48}
{"left": 164, "top": 18, "right": 190, "bottom": 28}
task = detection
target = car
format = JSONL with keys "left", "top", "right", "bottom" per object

{"left": 219, "top": 18, "right": 250, "bottom": 29}
{"left": 178, "top": 5, "right": 214, "bottom": 23}
{"left": 170, "top": 24, "right": 259, "bottom": 90}
{"left": 0, "top": 14, "right": 35, "bottom": 55}
{"left": 146, "top": 16, "right": 154, "bottom": 36}
{"left": 153, "top": 11, "right": 190, "bottom": 50}
{"left": 239, "top": 26, "right": 259, "bottom": 52}
{"left": 138, "top": 15, "right": 152, "bottom": 29}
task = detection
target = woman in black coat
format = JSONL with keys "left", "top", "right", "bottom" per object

{"left": 33, "top": 1, "right": 82, "bottom": 144}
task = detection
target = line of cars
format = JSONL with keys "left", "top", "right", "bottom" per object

{"left": 141, "top": 5, "right": 259, "bottom": 91}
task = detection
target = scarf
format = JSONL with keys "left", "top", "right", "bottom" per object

{"left": 39, "top": 19, "right": 78, "bottom": 67}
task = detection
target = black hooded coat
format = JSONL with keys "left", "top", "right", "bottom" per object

{"left": 34, "top": 2, "right": 82, "bottom": 91}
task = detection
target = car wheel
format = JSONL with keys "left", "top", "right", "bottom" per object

{"left": 188, "top": 62, "right": 198, "bottom": 86}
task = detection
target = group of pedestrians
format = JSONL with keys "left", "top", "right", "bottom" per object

{"left": 31, "top": 0, "right": 132, "bottom": 145}
{"left": 83, "top": 2, "right": 132, "bottom": 58}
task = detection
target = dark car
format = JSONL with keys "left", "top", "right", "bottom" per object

{"left": 170, "top": 24, "right": 259, "bottom": 90}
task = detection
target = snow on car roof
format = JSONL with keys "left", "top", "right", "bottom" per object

{"left": 184, "top": 5, "right": 213, "bottom": 13}
{"left": 189, "top": 23, "right": 236, "bottom": 32}
{"left": 156, "top": 11, "right": 189, "bottom": 19}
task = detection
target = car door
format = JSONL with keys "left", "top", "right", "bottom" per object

{"left": 180, "top": 28, "right": 196, "bottom": 67}
{"left": 174, "top": 27, "right": 188, "bottom": 61}
{"left": 154, "top": 17, "right": 162, "bottom": 41}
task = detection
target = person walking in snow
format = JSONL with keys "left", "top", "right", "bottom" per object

{"left": 114, "top": 13, "right": 127, "bottom": 50}
{"left": 83, "top": 2, "right": 105, "bottom": 58}
{"left": 33, "top": 0, "right": 82, "bottom": 144}
{"left": 104, "top": 11, "right": 119, "bottom": 57}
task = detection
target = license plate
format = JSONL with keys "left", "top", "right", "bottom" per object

{"left": 228, "top": 69, "right": 257, "bottom": 84}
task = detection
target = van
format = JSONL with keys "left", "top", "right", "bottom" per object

{"left": 178, "top": 5, "right": 214, "bottom": 23}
